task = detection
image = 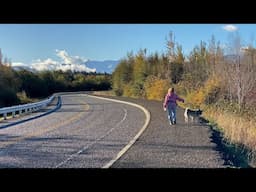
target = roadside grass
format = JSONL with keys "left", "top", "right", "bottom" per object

{"left": 91, "top": 90, "right": 116, "bottom": 97}
{"left": 17, "top": 91, "right": 39, "bottom": 104}
{"left": 203, "top": 105, "right": 256, "bottom": 167}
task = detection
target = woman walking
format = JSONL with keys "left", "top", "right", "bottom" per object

{"left": 163, "top": 87, "right": 184, "bottom": 125}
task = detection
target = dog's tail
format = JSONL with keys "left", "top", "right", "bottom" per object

{"left": 184, "top": 107, "right": 189, "bottom": 122}
{"left": 184, "top": 107, "right": 189, "bottom": 117}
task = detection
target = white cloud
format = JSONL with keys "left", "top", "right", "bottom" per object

{"left": 20, "top": 50, "right": 97, "bottom": 73}
{"left": 223, "top": 24, "right": 238, "bottom": 32}
{"left": 55, "top": 49, "right": 88, "bottom": 65}
{"left": 31, "top": 58, "right": 59, "bottom": 71}
{"left": 12, "top": 62, "right": 29, "bottom": 67}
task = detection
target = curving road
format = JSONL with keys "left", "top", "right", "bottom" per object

{"left": 0, "top": 94, "right": 148, "bottom": 168}
{"left": 0, "top": 93, "right": 231, "bottom": 168}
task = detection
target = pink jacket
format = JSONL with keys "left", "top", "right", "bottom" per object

{"left": 163, "top": 93, "right": 184, "bottom": 108}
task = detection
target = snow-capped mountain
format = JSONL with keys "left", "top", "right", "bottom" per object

{"left": 85, "top": 60, "right": 119, "bottom": 74}
{"left": 11, "top": 50, "right": 120, "bottom": 73}
{"left": 11, "top": 60, "right": 120, "bottom": 74}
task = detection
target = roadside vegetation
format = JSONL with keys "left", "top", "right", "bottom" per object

{"left": 112, "top": 32, "right": 256, "bottom": 166}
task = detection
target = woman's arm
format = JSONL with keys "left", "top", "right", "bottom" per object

{"left": 163, "top": 94, "right": 168, "bottom": 108}
{"left": 176, "top": 95, "right": 184, "bottom": 103}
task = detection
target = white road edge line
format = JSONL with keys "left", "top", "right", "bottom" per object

{"left": 86, "top": 94, "right": 151, "bottom": 169}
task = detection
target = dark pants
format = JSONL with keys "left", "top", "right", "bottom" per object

{"left": 167, "top": 103, "right": 176, "bottom": 124}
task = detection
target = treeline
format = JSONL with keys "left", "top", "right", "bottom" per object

{"left": 112, "top": 49, "right": 170, "bottom": 100}
{"left": 0, "top": 58, "right": 111, "bottom": 108}
{"left": 113, "top": 32, "right": 256, "bottom": 112}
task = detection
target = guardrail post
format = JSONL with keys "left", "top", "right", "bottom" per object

{"left": 12, "top": 111, "right": 15, "bottom": 118}
{"left": 4, "top": 113, "right": 7, "bottom": 120}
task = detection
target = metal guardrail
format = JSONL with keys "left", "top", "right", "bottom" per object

{"left": 0, "top": 95, "right": 55, "bottom": 120}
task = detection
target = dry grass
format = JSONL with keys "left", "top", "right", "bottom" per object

{"left": 204, "top": 106, "right": 256, "bottom": 151}
{"left": 203, "top": 106, "right": 256, "bottom": 166}
{"left": 17, "top": 91, "right": 37, "bottom": 104}
{"left": 91, "top": 90, "right": 116, "bottom": 97}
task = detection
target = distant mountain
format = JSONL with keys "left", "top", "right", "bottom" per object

{"left": 12, "top": 65, "right": 37, "bottom": 73}
{"left": 11, "top": 60, "right": 120, "bottom": 74}
{"left": 85, "top": 60, "right": 119, "bottom": 74}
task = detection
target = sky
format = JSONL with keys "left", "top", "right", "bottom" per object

{"left": 0, "top": 24, "right": 256, "bottom": 72}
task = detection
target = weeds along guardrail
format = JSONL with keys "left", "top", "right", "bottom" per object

{"left": 0, "top": 95, "right": 56, "bottom": 120}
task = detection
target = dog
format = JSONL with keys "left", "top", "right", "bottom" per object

{"left": 184, "top": 108, "right": 202, "bottom": 123}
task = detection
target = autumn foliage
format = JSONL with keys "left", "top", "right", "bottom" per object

{"left": 144, "top": 75, "right": 169, "bottom": 101}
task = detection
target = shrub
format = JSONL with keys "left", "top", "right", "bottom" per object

{"left": 114, "top": 88, "right": 123, "bottom": 96}
{"left": 0, "top": 86, "right": 20, "bottom": 107}
{"left": 16, "top": 90, "right": 34, "bottom": 104}
{"left": 144, "top": 75, "right": 170, "bottom": 101}
{"left": 204, "top": 75, "right": 222, "bottom": 104}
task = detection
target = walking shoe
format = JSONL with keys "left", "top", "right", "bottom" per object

{"left": 173, "top": 120, "right": 176, "bottom": 124}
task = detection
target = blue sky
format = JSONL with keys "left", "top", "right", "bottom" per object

{"left": 0, "top": 24, "right": 255, "bottom": 72}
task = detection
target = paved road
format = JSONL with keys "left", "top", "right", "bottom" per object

{"left": 0, "top": 93, "right": 228, "bottom": 168}
{"left": 94, "top": 95, "right": 227, "bottom": 168}
{"left": 0, "top": 94, "right": 147, "bottom": 168}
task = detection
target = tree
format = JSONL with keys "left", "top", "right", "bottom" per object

{"left": 0, "top": 48, "right": 2, "bottom": 65}
{"left": 170, "top": 62, "right": 184, "bottom": 84}
{"left": 0, "top": 63, "right": 21, "bottom": 91}
{"left": 185, "top": 41, "right": 209, "bottom": 88}
{"left": 166, "top": 32, "right": 185, "bottom": 84}
{"left": 132, "top": 49, "right": 148, "bottom": 97}
{"left": 222, "top": 33, "right": 256, "bottom": 110}
{"left": 208, "top": 35, "right": 219, "bottom": 74}
{"left": 38, "top": 71, "right": 55, "bottom": 95}
{"left": 166, "top": 31, "right": 175, "bottom": 80}
{"left": 112, "top": 59, "right": 133, "bottom": 96}
{"left": 18, "top": 70, "right": 48, "bottom": 98}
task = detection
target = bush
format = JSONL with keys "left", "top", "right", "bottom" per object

{"left": 123, "top": 83, "right": 134, "bottom": 97}
{"left": 185, "top": 89, "right": 205, "bottom": 109}
{"left": 0, "top": 86, "right": 20, "bottom": 107}
{"left": 183, "top": 75, "right": 222, "bottom": 109}
{"left": 16, "top": 90, "right": 34, "bottom": 104}
{"left": 204, "top": 75, "right": 222, "bottom": 104}
{"left": 114, "top": 88, "right": 123, "bottom": 96}
{"left": 144, "top": 75, "right": 170, "bottom": 101}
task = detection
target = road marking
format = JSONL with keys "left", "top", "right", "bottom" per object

{"left": 0, "top": 93, "right": 150, "bottom": 168}
{"left": 55, "top": 107, "right": 128, "bottom": 168}
{"left": 0, "top": 96, "right": 90, "bottom": 148}
{"left": 85, "top": 95, "right": 151, "bottom": 168}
